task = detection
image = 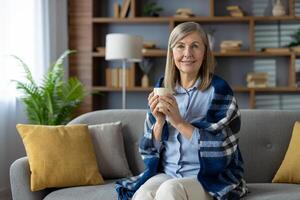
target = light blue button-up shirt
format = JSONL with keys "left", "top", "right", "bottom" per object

{"left": 154, "top": 78, "right": 214, "bottom": 178}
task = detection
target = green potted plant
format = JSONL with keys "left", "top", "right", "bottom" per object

{"left": 142, "top": 1, "right": 163, "bottom": 17}
{"left": 288, "top": 28, "right": 300, "bottom": 48}
{"left": 13, "top": 50, "right": 85, "bottom": 125}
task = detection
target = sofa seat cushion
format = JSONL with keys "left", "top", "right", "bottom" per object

{"left": 244, "top": 183, "right": 300, "bottom": 200}
{"left": 43, "top": 180, "right": 118, "bottom": 200}
{"left": 43, "top": 182, "right": 300, "bottom": 200}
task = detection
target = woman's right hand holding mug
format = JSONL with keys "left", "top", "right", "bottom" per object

{"left": 148, "top": 91, "right": 165, "bottom": 125}
{"left": 148, "top": 91, "right": 165, "bottom": 141}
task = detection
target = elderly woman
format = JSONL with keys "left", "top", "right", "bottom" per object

{"left": 116, "top": 22, "right": 248, "bottom": 200}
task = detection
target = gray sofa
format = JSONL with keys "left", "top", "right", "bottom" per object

{"left": 10, "top": 109, "right": 300, "bottom": 200}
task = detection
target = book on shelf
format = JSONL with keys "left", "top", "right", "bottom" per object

{"left": 262, "top": 47, "right": 290, "bottom": 53}
{"left": 226, "top": 5, "right": 244, "bottom": 17}
{"left": 118, "top": 66, "right": 135, "bottom": 88}
{"left": 120, "top": 0, "right": 131, "bottom": 18}
{"left": 142, "top": 48, "right": 165, "bottom": 54}
{"left": 220, "top": 47, "right": 242, "bottom": 53}
{"left": 226, "top": 5, "right": 240, "bottom": 11}
{"left": 220, "top": 40, "right": 242, "bottom": 48}
{"left": 105, "top": 68, "right": 112, "bottom": 87}
{"left": 247, "top": 82, "right": 268, "bottom": 88}
{"left": 143, "top": 41, "right": 156, "bottom": 49}
{"left": 105, "top": 65, "right": 135, "bottom": 88}
{"left": 246, "top": 72, "right": 268, "bottom": 82}
{"left": 113, "top": 1, "right": 120, "bottom": 18}
{"left": 246, "top": 72, "right": 268, "bottom": 88}
{"left": 111, "top": 68, "right": 119, "bottom": 88}
{"left": 220, "top": 40, "right": 242, "bottom": 53}
{"left": 96, "top": 47, "right": 105, "bottom": 54}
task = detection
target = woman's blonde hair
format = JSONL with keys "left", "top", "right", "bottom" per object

{"left": 164, "top": 22, "right": 215, "bottom": 91}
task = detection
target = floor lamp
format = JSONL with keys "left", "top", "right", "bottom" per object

{"left": 105, "top": 33, "right": 143, "bottom": 109}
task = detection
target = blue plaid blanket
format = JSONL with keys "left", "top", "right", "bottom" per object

{"left": 116, "top": 75, "right": 248, "bottom": 200}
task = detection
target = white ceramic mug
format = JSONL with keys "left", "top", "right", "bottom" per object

{"left": 153, "top": 87, "right": 172, "bottom": 111}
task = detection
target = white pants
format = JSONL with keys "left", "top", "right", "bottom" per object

{"left": 132, "top": 173, "right": 213, "bottom": 200}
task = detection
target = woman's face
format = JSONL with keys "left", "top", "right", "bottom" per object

{"left": 172, "top": 32, "right": 205, "bottom": 78}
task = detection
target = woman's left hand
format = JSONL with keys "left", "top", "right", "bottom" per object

{"left": 158, "top": 94, "right": 184, "bottom": 126}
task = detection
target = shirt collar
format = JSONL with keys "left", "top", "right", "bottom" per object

{"left": 175, "top": 78, "right": 201, "bottom": 94}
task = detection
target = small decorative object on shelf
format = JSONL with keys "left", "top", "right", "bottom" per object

{"left": 174, "top": 8, "right": 195, "bottom": 18}
{"left": 246, "top": 72, "right": 268, "bottom": 88}
{"left": 96, "top": 47, "right": 105, "bottom": 54}
{"left": 292, "top": 46, "right": 300, "bottom": 53}
{"left": 272, "top": 0, "right": 286, "bottom": 16}
{"left": 296, "top": 72, "right": 300, "bottom": 87}
{"left": 139, "top": 58, "right": 153, "bottom": 88}
{"left": 207, "top": 27, "right": 216, "bottom": 51}
{"left": 226, "top": 5, "right": 245, "bottom": 17}
{"left": 143, "top": 41, "right": 156, "bottom": 49}
{"left": 262, "top": 47, "right": 290, "bottom": 53}
{"left": 120, "top": 0, "right": 132, "bottom": 18}
{"left": 220, "top": 40, "right": 242, "bottom": 53}
{"left": 288, "top": 28, "right": 300, "bottom": 51}
{"left": 113, "top": 0, "right": 120, "bottom": 18}
{"left": 142, "top": 1, "right": 163, "bottom": 17}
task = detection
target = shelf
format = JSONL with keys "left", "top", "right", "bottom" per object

{"left": 253, "top": 16, "right": 300, "bottom": 22}
{"left": 94, "top": 51, "right": 297, "bottom": 58}
{"left": 93, "top": 17, "right": 170, "bottom": 23}
{"left": 93, "top": 49, "right": 167, "bottom": 57}
{"left": 70, "top": 0, "right": 300, "bottom": 112}
{"left": 93, "top": 86, "right": 300, "bottom": 93}
{"left": 233, "top": 86, "right": 300, "bottom": 93}
{"left": 92, "top": 16, "right": 300, "bottom": 24}
{"left": 213, "top": 51, "right": 293, "bottom": 57}
{"left": 250, "top": 87, "right": 300, "bottom": 93}
{"left": 93, "top": 86, "right": 153, "bottom": 92}
{"left": 174, "top": 16, "right": 251, "bottom": 23}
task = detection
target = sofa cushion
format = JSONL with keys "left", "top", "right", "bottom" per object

{"left": 88, "top": 122, "right": 132, "bottom": 179}
{"left": 272, "top": 121, "right": 300, "bottom": 184}
{"left": 43, "top": 180, "right": 118, "bottom": 200}
{"left": 238, "top": 110, "right": 300, "bottom": 183}
{"left": 16, "top": 124, "right": 104, "bottom": 191}
{"left": 43, "top": 182, "right": 300, "bottom": 200}
{"left": 244, "top": 183, "right": 300, "bottom": 200}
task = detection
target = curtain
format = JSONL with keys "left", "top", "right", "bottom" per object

{"left": 0, "top": 0, "right": 67, "bottom": 196}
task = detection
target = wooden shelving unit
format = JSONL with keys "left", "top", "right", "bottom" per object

{"left": 93, "top": 86, "right": 153, "bottom": 92}
{"left": 69, "top": 0, "right": 300, "bottom": 113}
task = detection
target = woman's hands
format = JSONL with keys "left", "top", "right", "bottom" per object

{"left": 158, "top": 94, "right": 184, "bottom": 127}
{"left": 148, "top": 92, "right": 165, "bottom": 141}
{"left": 148, "top": 91, "right": 166, "bottom": 124}
{"left": 148, "top": 91, "right": 195, "bottom": 140}
{"left": 159, "top": 94, "right": 195, "bottom": 140}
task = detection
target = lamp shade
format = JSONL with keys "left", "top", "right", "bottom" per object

{"left": 105, "top": 33, "right": 143, "bottom": 62}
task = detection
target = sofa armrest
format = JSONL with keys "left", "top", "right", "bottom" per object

{"left": 10, "top": 157, "right": 50, "bottom": 200}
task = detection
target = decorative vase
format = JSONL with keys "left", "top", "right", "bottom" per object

{"left": 141, "top": 74, "right": 149, "bottom": 88}
{"left": 207, "top": 33, "right": 215, "bottom": 51}
{"left": 272, "top": 0, "right": 286, "bottom": 16}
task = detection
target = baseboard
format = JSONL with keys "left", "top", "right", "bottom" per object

{"left": 0, "top": 187, "right": 12, "bottom": 200}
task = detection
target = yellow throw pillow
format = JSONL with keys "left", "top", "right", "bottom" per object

{"left": 272, "top": 121, "right": 300, "bottom": 183}
{"left": 16, "top": 124, "right": 104, "bottom": 191}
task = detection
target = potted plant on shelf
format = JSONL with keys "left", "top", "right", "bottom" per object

{"left": 142, "top": 1, "right": 163, "bottom": 17}
{"left": 288, "top": 28, "right": 300, "bottom": 52}
{"left": 13, "top": 50, "right": 85, "bottom": 125}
